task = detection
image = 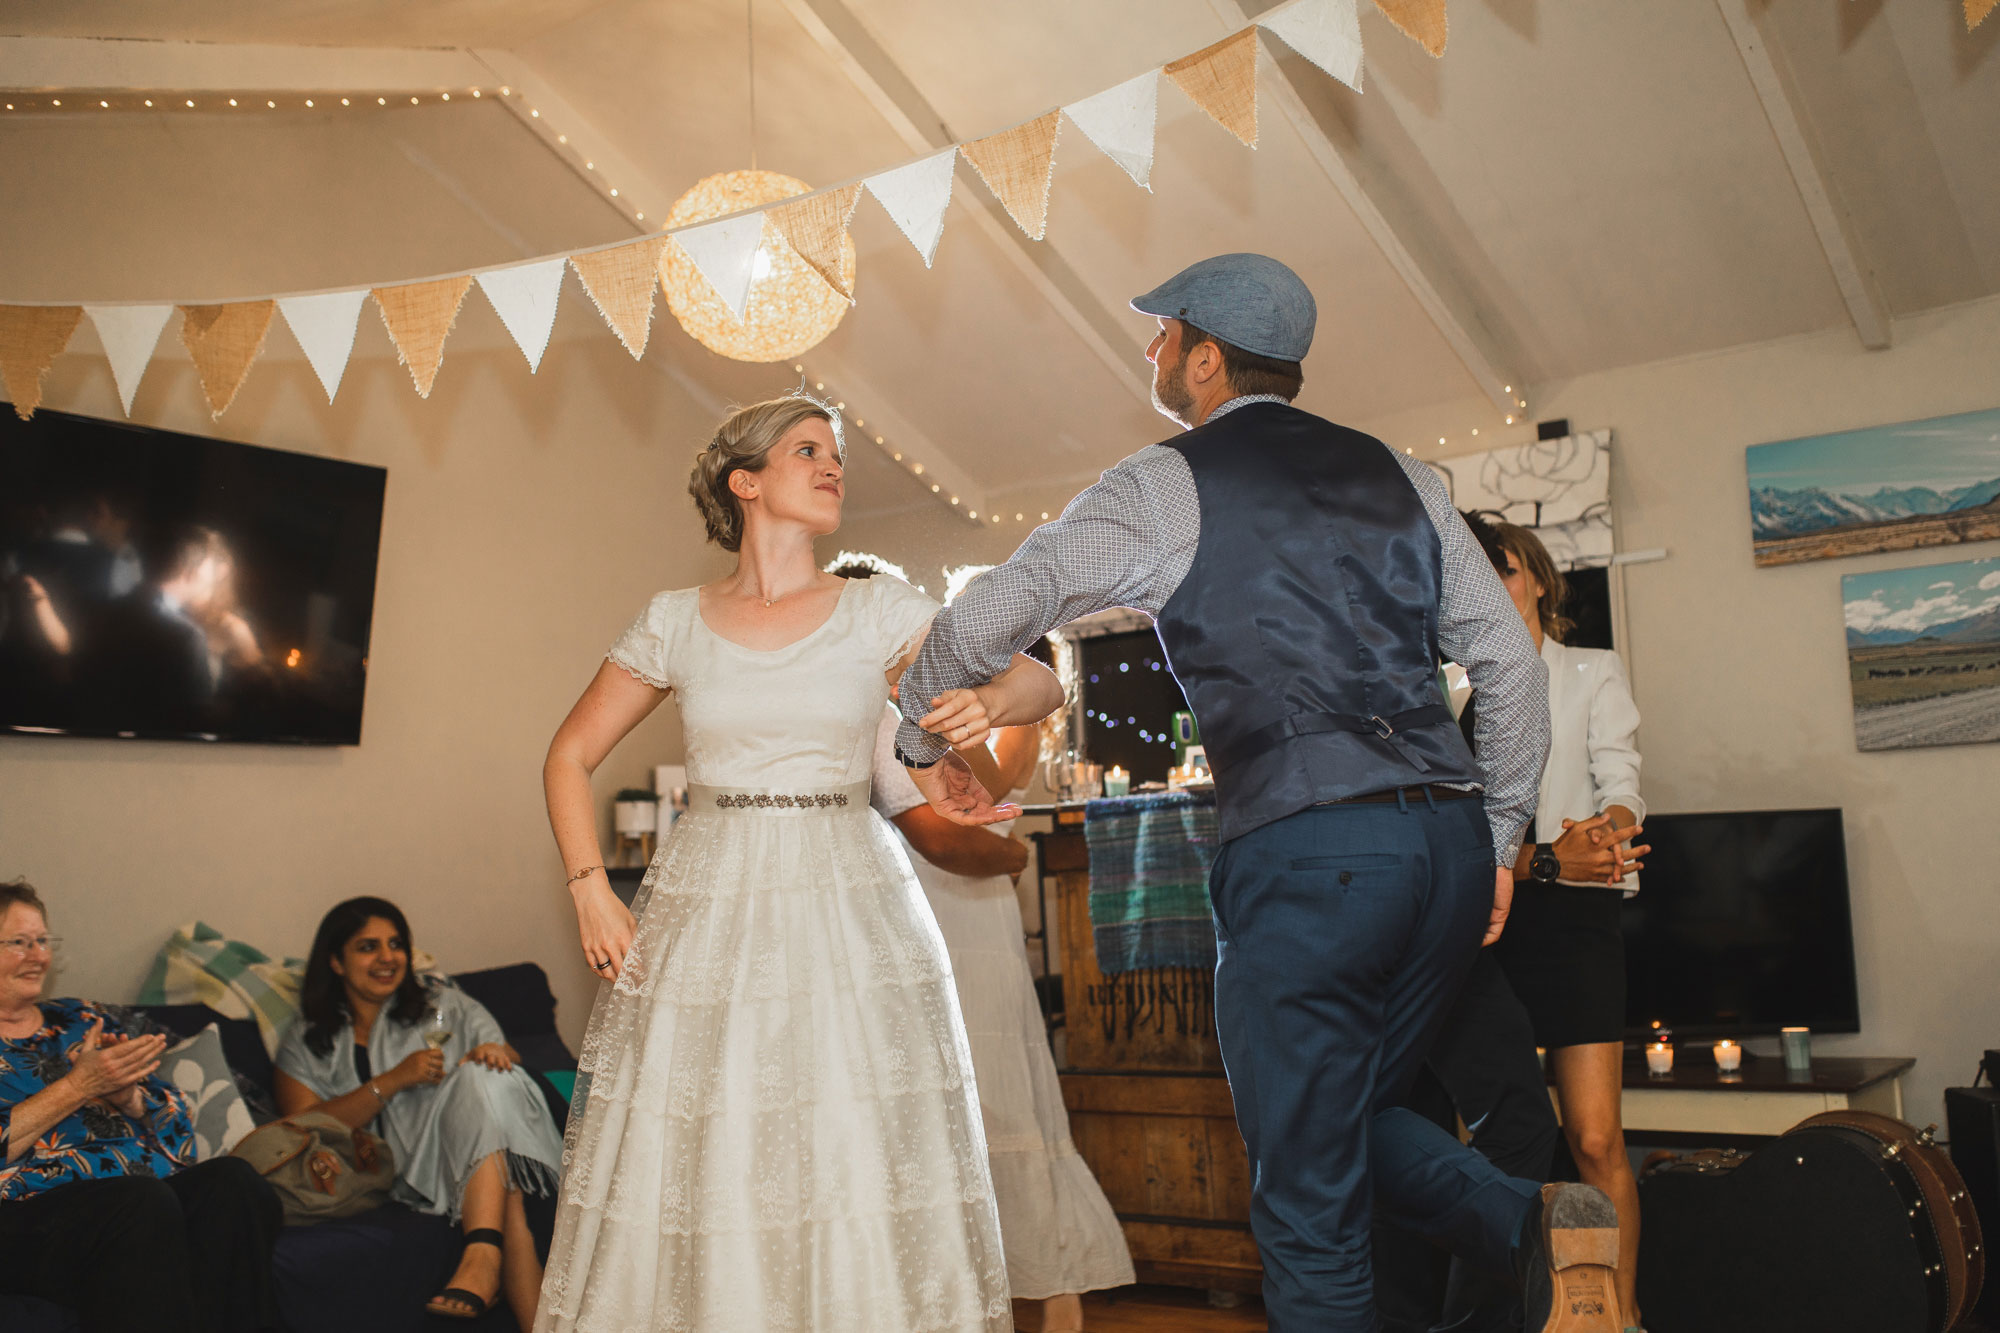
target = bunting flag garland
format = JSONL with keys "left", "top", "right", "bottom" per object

{"left": 1970, "top": 0, "right": 1996, "bottom": 30}
{"left": 0, "top": 305, "right": 82, "bottom": 420}
{"left": 1165, "top": 27, "right": 1261, "bottom": 148}
{"left": 864, "top": 150, "right": 957, "bottom": 266}
{"left": 84, "top": 304, "right": 173, "bottom": 416}
{"left": 476, "top": 257, "right": 568, "bottom": 372}
{"left": 569, "top": 237, "right": 667, "bottom": 359}
{"left": 373, "top": 276, "right": 471, "bottom": 398}
{"left": 960, "top": 111, "right": 1063, "bottom": 241}
{"left": 179, "top": 301, "right": 275, "bottom": 418}
{"left": 1372, "top": 0, "right": 1447, "bottom": 57}
{"left": 1063, "top": 71, "right": 1161, "bottom": 191}
{"left": 1260, "top": 0, "right": 1366, "bottom": 94}
{"left": 671, "top": 211, "right": 768, "bottom": 320}
{"left": 766, "top": 184, "right": 863, "bottom": 301}
{"left": 278, "top": 290, "right": 368, "bottom": 403}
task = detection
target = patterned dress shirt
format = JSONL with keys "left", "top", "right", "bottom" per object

{"left": 897, "top": 395, "right": 1551, "bottom": 863}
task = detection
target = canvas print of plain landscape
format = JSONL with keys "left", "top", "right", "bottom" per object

{"left": 1844, "top": 557, "right": 2000, "bottom": 752}
{"left": 1747, "top": 406, "right": 2000, "bottom": 567}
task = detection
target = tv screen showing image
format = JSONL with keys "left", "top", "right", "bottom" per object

{"left": 0, "top": 408, "right": 386, "bottom": 745}
{"left": 1622, "top": 809, "right": 1860, "bottom": 1039}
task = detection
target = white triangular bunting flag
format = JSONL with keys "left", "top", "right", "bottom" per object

{"left": 672, "top": 212, "right": 767, "bottom": 321}
{"left": 277, "top": 290, "right": 367, "bottom": 403}
{"left": 1259, "top": 0, "right": 1365, "bottom": 93}
{"left": 476, "top": 258, "right": 567, "bottom": 372}
{"left": 1063, "top": 71, "right": 1160, "bottom": 191}
{"left": 864, "top": 150, "right": 957, "bottom": 266}
{"left": 84, "top": 304, "right": 172, "bottom": 416}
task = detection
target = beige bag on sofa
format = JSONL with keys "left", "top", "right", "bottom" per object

{"left": 230, "top": 1111, "right": 396, "bottom": 1224}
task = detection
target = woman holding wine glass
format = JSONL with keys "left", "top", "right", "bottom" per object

{"left": 274, "top": 896, "right": 564, "bottom": 1326}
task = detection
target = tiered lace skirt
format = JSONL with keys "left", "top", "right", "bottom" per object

{"left": 535, "top": 785, "right": 1012, "bottom": 1333}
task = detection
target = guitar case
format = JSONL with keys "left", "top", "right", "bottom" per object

{"left": 1637, "top": 1110, "right": 1984, "bottom": 1333}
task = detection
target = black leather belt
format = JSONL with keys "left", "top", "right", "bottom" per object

{"left": 1323, "top": 783, "right": 1483, "bottom": 806}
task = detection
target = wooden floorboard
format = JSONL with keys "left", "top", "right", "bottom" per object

{"left": 1011, "top": 1285, "right": 1267, "bottom": 1332}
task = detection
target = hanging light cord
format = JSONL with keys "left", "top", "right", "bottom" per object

{"left": 746, "top": 0, "right": 759, "bottom": 170}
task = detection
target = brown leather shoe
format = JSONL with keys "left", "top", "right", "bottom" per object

{"left": 1523, "top": 1182, "right": 1625, "bottom": 1333}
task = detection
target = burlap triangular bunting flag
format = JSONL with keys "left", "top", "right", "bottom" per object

{"left": 1969, "top": 0, "right": 1996, "bottom": 31}
{"left": 373, "top": 276, "right": 472, "bottom": 398}
{"left": 1166, "top": 28, "right": 1260, "bottom": 148}
{"left": 0, "top": 306, "right": 82, "bottom": 420}
{"left": 570, "top": 237, "right": 667, "bottom": 359}
{"left": 960, "top": 111, "right": 1063, "bottom": 241}
{"left": 1372, "top": 0, "right": 1446, "bottom": 56}
{"left": 179, "top": 300, "right": 275, "bottom": 418}
{"left": 767, "top": 185, "right": 863, "bottom": 301}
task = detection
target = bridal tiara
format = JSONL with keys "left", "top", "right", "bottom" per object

{"left": 784, "top": 380, "right": 847, "bottom": 460}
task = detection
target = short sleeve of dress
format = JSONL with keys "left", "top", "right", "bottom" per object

{"left": 869, "top": 576, "right": 942, "bottom": 672}
{"left": 869, "top": 704, "right": 927, "bottom": 820}
{"left": 606, "top": 591, "right": 678, "bottom": 692}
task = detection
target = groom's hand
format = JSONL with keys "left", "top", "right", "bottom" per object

{"left": 907, "top": 751, "right": 1021, "bottom": 826}
{"left": 1483, "top": 866, "right": 1514, "bottom": 947}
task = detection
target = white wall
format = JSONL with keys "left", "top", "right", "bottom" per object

{"left": 1, "top": 306, "right": 730, "bottom": 1050}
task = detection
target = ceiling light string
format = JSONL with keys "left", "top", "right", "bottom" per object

{"left": 746, "top": 0, "right": 760, "bottom": 173}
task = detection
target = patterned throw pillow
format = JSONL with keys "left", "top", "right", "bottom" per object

{"left": 164, "top": 1023, "right": 255, "bottom": 1159}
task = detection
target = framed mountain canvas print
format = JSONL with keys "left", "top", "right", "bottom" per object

{"left": 1844, "top": 556, "right": 2000, "bottom": 752}
{"left": 1746, "top": 406, "right": 2000, "bottom": 567}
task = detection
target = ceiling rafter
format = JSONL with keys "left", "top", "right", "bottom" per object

{"left": 778, "top": 0, "right": 1158, "bottom": 411}
{"left": 1712, "top": 0, "right": 1891, "bottom": 350}
{"left": 0, "top": 34, "right": 485, "bottom": 94}
{"left": 1206, "top": 0, "right": 1524, "bottom": 415}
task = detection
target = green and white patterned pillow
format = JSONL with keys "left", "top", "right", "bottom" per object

{"left": 164, "top": 1023, "right": 255, "bottom": 1159}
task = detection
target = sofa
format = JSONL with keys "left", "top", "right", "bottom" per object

{"left": 0, "top": 961, "right": 576, "bottom": 1333}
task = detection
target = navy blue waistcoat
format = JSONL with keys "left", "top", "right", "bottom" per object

{"left": 1155, "top": 402, "right": 1484, "bottom": 842}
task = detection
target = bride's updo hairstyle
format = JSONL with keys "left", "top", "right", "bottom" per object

{"left": 689, "top": 395, "right": 843, "bottom": 552}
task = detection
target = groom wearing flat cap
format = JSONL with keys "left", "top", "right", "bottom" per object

{"left": 898, "top": 254, "right": 1627, "bottom": 1332}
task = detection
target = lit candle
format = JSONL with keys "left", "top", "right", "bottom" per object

{"left": 1645, "top": 1041, "right": 1674, "bottom": 1077}
{"left": 1712, "top": 1040, "right": 1742, "bottom": 1073}
{"left": 1103, "top": 765, "right": 1131, "bottom": 798}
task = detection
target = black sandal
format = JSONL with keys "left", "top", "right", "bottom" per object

{"left": 426, "top": 1228, "right": 504, "bottom": 1320}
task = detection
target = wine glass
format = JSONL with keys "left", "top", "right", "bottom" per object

{"left": 423, "top": 1008, "right": 454, "bottom": 1054}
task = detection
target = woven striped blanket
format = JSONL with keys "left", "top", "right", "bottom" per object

{"left": 136, "top": 922, "right": 307, "bottom": 1057}
{"left": 1082, "top": 788, "right": 1220, "bottom": 977}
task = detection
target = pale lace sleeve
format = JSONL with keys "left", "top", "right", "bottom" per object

{"left": 606, "top": 591, "right": 676, "bottom": 692}
{"left": 871, "top": 576, "right": 943, "bottom": 672}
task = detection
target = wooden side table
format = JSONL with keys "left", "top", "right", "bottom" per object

{"left": 1605, "top": 1054, "right": 1914, "bottom": 1140}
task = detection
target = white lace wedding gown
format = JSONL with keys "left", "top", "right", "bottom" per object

{"left": 535, "top": 576, "right": 1011, "bottom": 1333}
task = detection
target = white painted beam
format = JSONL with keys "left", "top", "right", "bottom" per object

{"left": 806, "top": 355, "right": 988, "bottom": 525}
{"left": 1206, "top": 0, "right": 1524, "bottom": 415}
{"left": 0, "top": 35, "right": 486, "bottom": 94}
{"left": 779, "top": 0, "right": 1158, "bottom": 411}
{"left": 468, "top": 49, "right": 658, "bottom": 234}
{"left": 1713, "top": 0, "right": 1891, "bottom": 350}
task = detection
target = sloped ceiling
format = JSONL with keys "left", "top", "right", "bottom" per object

{"left": 1, "top": 0, "right": 1995, "bottom": 519}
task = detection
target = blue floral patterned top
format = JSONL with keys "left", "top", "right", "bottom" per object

{"left": 0, "top": 997, "right": 197, "bottom": 1202}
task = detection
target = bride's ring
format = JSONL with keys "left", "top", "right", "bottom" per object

{"left": 591, "top": 959, "right": 613, "bottom": 971}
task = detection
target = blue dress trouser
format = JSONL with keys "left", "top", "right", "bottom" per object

{"left": 1208, "top": 794, "right": 1542, "bottom": 1332}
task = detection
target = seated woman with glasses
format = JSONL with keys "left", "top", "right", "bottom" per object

{"left": 272, "top": 896, "right": 563, "bottom": 1326}
{"left": 0, "top": 878, "right": 284, "bottom": 1333}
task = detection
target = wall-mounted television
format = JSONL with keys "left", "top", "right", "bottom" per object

{"left": 0, "top": 407, "right": 386, "bottom": 745}
{"left": 1622, "top": 808, "right": 1860, "bottom": 1039}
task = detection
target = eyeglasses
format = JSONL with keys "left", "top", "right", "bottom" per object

{"left": 0, "top": 936, "right": 60, "bottom": 957}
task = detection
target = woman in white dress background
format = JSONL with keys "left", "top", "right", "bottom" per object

{"left": 834, "top": 558, "right": 1135, "bottom": 1331}
{"left": 535, "top": 394, "right": 1063, "bottom": 1332}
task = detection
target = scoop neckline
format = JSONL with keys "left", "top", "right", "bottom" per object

{"left": 694, "top": 577, "right": 855, "bottom": 655}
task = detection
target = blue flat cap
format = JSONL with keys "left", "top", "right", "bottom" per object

{"left": 1131, "top": 253, "right": 1316, "bottom": 362}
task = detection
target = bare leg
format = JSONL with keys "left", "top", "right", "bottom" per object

{"left": 429, "top": 1151, "right": 506, "bottom": 1317}
{"left": 1550, "top": 1043, "right": 1640, "bottom": 1325}
{"left": 501, "top": 1187, "right": 544, "bottom": 1333}
{"left": 1040, "top": 1292, "right": 1083, "bottom": 1330}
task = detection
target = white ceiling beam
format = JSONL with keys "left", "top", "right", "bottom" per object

{"left": 1713, "top": 0, "right": 1891, "bottom": 350}
{"left": 468, "top": 49, "right": 659, "bottom": 234}
{"left": 779, "top": 0, "right": 1158, "bottom": 411}
{"left": 0, "top": 35, "right": 486, "bottom": 93}
{"left": 806, "top": 354, "right": 988, "bottom": 525}
{"left": 1207, "top": 1, "right": 1523, "bottom": 415}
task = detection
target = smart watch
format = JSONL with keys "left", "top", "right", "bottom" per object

{"left": 1527, "top": 843, "right": 1562, "bottom": 885}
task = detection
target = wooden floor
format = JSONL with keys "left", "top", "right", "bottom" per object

{"left": 1012, "top": 1286, "right": 1266, "bottom": 1332}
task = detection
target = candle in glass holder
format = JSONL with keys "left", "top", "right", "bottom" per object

{"left": 1645, "top": 1041, "right": 1674, "bottom": 1077}
{"left": 1103, "top": 765, "right": 1131, "bottom": 798}
{"left": 1712, "top": 1039, "right": 1742, "bottom": 1073}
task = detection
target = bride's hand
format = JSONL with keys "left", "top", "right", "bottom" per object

{"left": 573, "top": 879, "right": 637, "bottom": 982}
{"left": 919, "top": 687, "right": 994, "bottom": 750}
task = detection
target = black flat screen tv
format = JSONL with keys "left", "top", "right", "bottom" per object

{"left": 0, "top": 407, "right": 386, "bottom": 745}
{"left": 1621, "top": 808, "right": 1860, "bottom": 1039}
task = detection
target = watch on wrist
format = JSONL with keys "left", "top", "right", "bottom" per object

{"left": 895, "top": 745, "right": 943, "bottom": 769}
{"left": 1527, "top": 843, "right": 1561, "bottom": 884}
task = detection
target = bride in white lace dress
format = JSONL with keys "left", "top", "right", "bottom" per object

{"left": 534, "top": 394, "right": 1064, "bottom": 1333}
